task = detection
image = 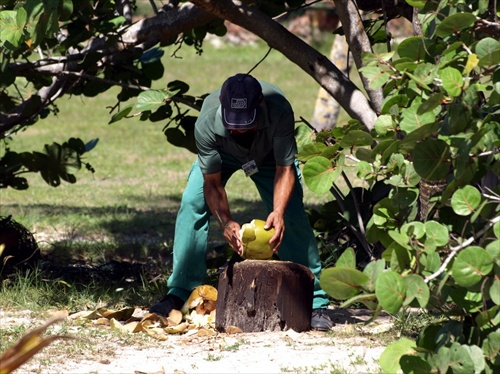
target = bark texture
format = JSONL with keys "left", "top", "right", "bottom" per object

{"left": 215, "top": 260, "right": 314, "bottom": 333}
{"left": 333, "top": 0, "right": 383, "bottom": 113}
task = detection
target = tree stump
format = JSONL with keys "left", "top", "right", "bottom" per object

{"left": 215, "top": 260, "right": 314, "bottom": 332}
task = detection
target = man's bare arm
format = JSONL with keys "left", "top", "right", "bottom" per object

{"left": 266, "top": 165, "right": 295, "bottom": 250}
{"left": 203, "top": 172, "right": 242, "bottom": 253}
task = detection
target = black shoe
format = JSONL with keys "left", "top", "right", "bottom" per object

{"left": 149, "top": 294, "right": 184, "bottom": 317}
{"left": 311, "top": 308, "right": 334, "bottom": 331}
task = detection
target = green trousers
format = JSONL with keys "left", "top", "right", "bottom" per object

{"left": 167, "top": 153, "right": 330, "bottom": 309}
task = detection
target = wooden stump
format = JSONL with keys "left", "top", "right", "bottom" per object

{"left": 215, "top": 260, "right": 314, "bottom": 332}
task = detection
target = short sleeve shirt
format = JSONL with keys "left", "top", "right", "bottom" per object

{"left": 195, "top": 81, "right": 297, "bottom": 174}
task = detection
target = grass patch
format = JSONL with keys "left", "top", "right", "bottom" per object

{"left": 2, "top": 38, "right": 351, "bottom": 315}
{"left": 0, "top": 264, "right": 168, "bottom": 313}
{"left": 2, "top": 40, "right": 336, "bottom": 258}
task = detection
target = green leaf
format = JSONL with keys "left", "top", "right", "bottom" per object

{"left": 400, "top": 355, "right": 432, "bottom": 374}
{"left": 397, "top": 37, "right": 432, "bottom": 61}
{"left": 389, "top": 242, "right": 412, "bottom": 272}
{"left": 374, "top": 115, "right": 394, "bottom": 135}
{"left": 0, "top": 9, "right": 26, "bottom": 49}
{"left": 448, "top": 342, "right": 476, "bottom": 374}
{"left": 418, "top": 93, "right": 445, "bottom": 115}
{"left": 482, "top": 331, "right": 500, "bottom": 366}
{"left": 356, "top": 160, "right": 373, "bottom": 180}
{"left": 339, "top": 293, "right": 377, "bottom": 310}
{"left": 359, "top": 66, "right": 391, "bottom": 90}
{"left": 404, "top": 0, "right": 427, "bottom": 9}
{"left": 465, "top": 345, "right": 485, "bottom": 374}
{"left": 424, "top": 221, "right": 449, "bottom": 248}
{"left": 319, "top": 267, "right": 369, "bottom": 300}
{"left": 108, "top": 106, "right": 132, "bottom": 124}
{"left": 401, "top": 222, "right": 426, "bottom": 240}
{"left": 339, "top": 130, "right": 373, "bottom": 148}
{"left": 135, "top": 90, "right": 171, "bottom": 112}
{"left": 452, "top": 246, "right": 493, "bottom": 287}
{"left": 441, "top": 67, "right": 463, "bottom": 97}
{"left": 485, "top": 240, "right": 500, "bottom": 266}
{"left": 451, "top": 185, "right": 481, "bottom": 216}
{"left": 475, "top": 37, "right": 500, "bottom": 59}
{"left": 404, "top": 274, "right": 430, "bottom": 308}
{"left": 413, "top": 138, "right": 451, "bottom": 180}
{"left": 296, "top": 143, "right": 327, "bottom": 162}
{"left": 494, "top": 221, "right": 500, "bottom": 239}
{"left": 375, "top": 270, "right": 406, "bottom": 314}
{"left": 303, "top": 156, "right": 342, "bottom": 194}
{"left": 335, "top": 247, "right": 356, "bottom": 268}
{"left": 362, "top": 259, "right": 385, "bottom": 292}
{"left": 400, "top": 104, "right": 436, "bottom": 134}
{"left": 59, "top": 0, "right": 74, "bottom": 21}
{"left": 379, "top": 338, "right": 416, "bottom": 374}
{"left": 435, "top": 13, "right": 477, "bottom": 38}
{"left": 476, "top": 305, "right": 500, "bottom": 330}
{"left": 479, "top": 49, "right": 500, "bottom": 67}
{"left": 381, "top": 95, "right": 409, "bottom": 115}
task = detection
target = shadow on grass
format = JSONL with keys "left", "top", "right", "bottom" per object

{"left": 1, "top": 194, "right": 272, "bottom": 310}
{"left": 3, "top": 194, "right": 327, "bottom": 310}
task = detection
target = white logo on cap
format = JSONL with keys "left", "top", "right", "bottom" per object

{"left": 231, "top": 98, "right": 247, "bottom": 109}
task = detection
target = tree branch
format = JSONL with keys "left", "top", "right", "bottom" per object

{"left": 424, "top": 215, "right": 500, "bottom": 283}
{"left": 333, "top": 0, "right": 383, "bottom": 114}
{"left": 189, "top": 0, "right": 377, "bottom": 130}
{"left": 0, "top": 3, "right": 215, "bottom": 135}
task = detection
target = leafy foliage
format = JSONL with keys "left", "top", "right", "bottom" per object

{"left": 305, "top": 1, "right": 500, "bottom": 372}
{"left": 1, "top": 0, "right": 499, "bottom": 371}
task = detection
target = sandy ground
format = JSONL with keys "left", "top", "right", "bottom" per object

{"left": 2, "top": 308, "right": 393, "bottom": 374}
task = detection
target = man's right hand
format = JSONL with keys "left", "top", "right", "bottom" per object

{"left": 223, "top": 220, "right": 243, "bottom": 255}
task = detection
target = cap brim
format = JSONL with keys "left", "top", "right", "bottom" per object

{"left": 222, "top": 108, "right": 258, "bottom": 130}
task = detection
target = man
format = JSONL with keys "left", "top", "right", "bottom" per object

{"left": 150, "top": 73, "right": 333, "bottom": 331}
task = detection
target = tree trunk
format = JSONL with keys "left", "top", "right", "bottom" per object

{"left": 215, "top": 260, "right": 314, "bottom": 333}
{"left": 311, "top": 34, "right": 351, "bottom": 131}
{"left": 333, "top": 0, "right": 383, "bottom": 114}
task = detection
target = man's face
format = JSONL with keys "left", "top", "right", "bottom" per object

{"left": 228, "top": 123, "right": 258, "bottom": 136}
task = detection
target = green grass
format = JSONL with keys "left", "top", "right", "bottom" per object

{"left": 1, "top": 39, "right": 345, "bottom": 310}
{"left": 2, "top": 40, "right": 338, "bottom": 257}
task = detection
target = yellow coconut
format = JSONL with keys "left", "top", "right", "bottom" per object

{"left": 239, "top": 219, "right": 275, "bottom": 260}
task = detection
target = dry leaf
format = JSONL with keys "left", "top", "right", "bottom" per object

{"left": 95, "top": 318, "right": 111, "bottom": 326}
{"left": 144, "top": 328, "right": 169, "bottom": 341}
{"left": 167, "top": 309, "right": 183, "bottom": 326}
{"left": 196, "top": 328, "right": 217, "bottom": 337}
{"left": 103, "top": 308, "right": 135, "bottom": 321}
{"left": 225, "top": 326, "right": 243, "bottom": 334}
{"left": 164, "top": 322, "right": 189, "bottom": 334}
{"left": 123, "top": 322, "right": 145, "bottom": 333}
{"left": 141, "top": 313, "right": 160, "bottom": 323}
{"left": 69, "top": 309, "right": 103, "bottom": 320}
{"left": 0, "top": 313, "right": 78, "bottom": 374}
{"left": 181, "top": 285, "right": 217, "bottom": 314}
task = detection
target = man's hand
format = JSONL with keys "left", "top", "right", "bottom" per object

{"left": 265, "top": 211, "right": 285, "bottom": 251}
{"left": 265, "top": 165, "right": 295, "bottom": 251}
{"left": 223, "top": 220, "right": 243, "bottom": 255}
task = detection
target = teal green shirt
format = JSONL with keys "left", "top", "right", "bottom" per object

{"left": 195, "top": 81, "right": 297, "bottom": 174}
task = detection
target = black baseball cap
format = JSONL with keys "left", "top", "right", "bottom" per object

{"left": 220, "top": 73, "right": 262, "bottom": 130}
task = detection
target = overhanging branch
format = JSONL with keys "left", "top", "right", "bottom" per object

{"left": 189, "top": 0, "right": 377, "bottom": 131}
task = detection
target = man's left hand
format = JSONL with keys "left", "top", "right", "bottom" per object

{"left": 265, "top": 212, "right": 285, "bottom": 251}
